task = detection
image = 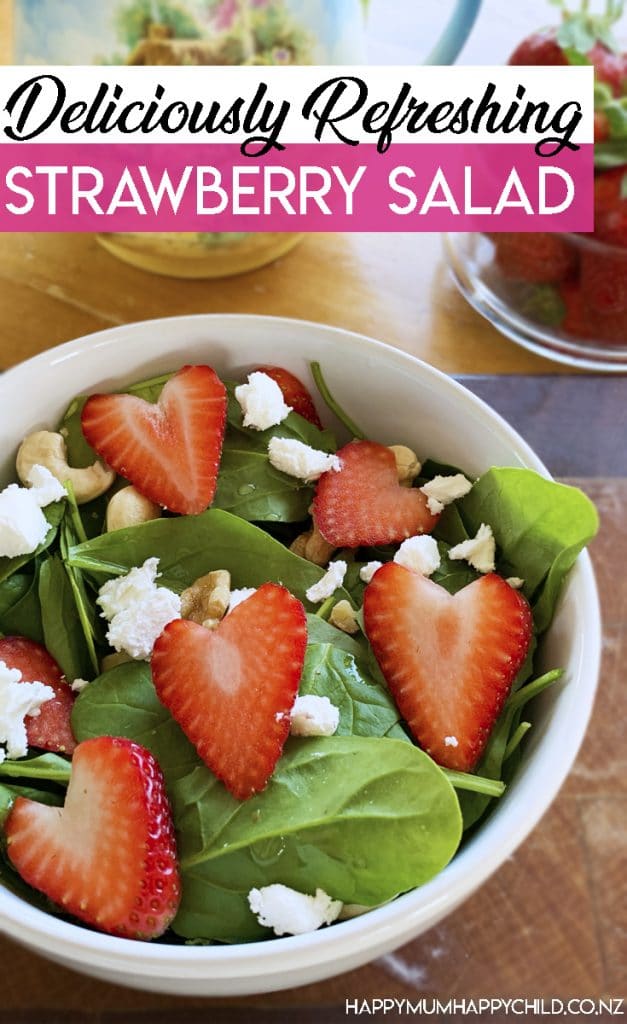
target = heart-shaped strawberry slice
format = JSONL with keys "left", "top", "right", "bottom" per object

{"left": 364, "top": 564, "right": 533, "bottom": 771}
{"left": 313, "top": 440, "right": 438, "bottom": 548}
{"left": 151, "top": 584, "right": 307, "bottom": 800}
{"left": 81, "top": 365, "right": 227, "bottom": 515}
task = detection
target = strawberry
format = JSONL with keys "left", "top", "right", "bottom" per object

{"left": 559, "top": 280, "right": 592, "bottom": 338}
{"left": 592, "top": 167, "right": 627, "bottom": 246}
{"left": 594, "top": 110, "right": 611, "bottom": 142}
{"left": 0, "top": 636, "right": 76, "bottom": 755}
{"left": 508, "top": 29, "right": 568, "bottom": 69}
{"left": 364, "top": 565, "right": 533, "bottom": 772}
{"left": 5, "top": 736, "right": 180, "bottom": 939}
{"left": 151, "top": 583, "right": 307, "bottom": 800}
{"left": 255, "top": 365, "right": 323, "bottom": 429}
{"left": 81, "top": 365, "right": 227, "bottom": 516}
{"left": 587, "top": 40, "right": 627, "bottom": 97}
{"left": 580, "top": 248, "right": 627, "bottom": 314}
{"left": 493, "top": 233, "right": 577, "bottom": 284}
{"left": 313, "top": 441, "right": 438, "bottom": 549}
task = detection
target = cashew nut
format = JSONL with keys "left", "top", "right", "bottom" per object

{"left": 329, "top": 599, "right": 359, "bottom": 635}
{"left": 388, "top": 445, "right": 421, "bottom": 486}
{"left": 181, "top": 570, "right": 231, "bottom": 630}
{"left": 290, "top": 522, "right": 335, "bottom": 566}
{"left": 106, "top": 486, "right": 161, "bottom": 532}
{"left": 17, "top": 431, "right": 115, "bottom": 505}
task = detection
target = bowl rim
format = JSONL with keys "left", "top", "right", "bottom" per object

{"left": 0, "top": 313, "right": 602, "bottom": 981}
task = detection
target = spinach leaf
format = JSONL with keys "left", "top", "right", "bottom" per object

{"left": 0, "top": 782, "right": 64, "bottom": 827}
{"left": 172, "top": 736, "right": 462, "bottom": 941}
{"left": 0, "top": 753, "right": 72, "bottom": 784}
{"left": 39, "top": 555, "right": 93, "bottom": 682}
{"left": 305, "top": 613, "right": 367, "bottom": 661}
{"left": 431, "top": 544, "right": 478, "bottom": 595}
{"left": 299, "top": 644, "right": 400, "bottom": 738}
{"left": 0, "top": 503, "right": 65, "bottom": 584}
{"left": 457, "top": 469, "right": 598, "bottom": 633}
{"left": 72, "top": 661, "right": 198, "bottom": 787}
{"left": 0, "top": 571, "right": 44, "bottom": 644}
{"left": 67, "top": 509, "right": 352, "bottom": 610}
{"left": 213, "top": 448, "right": 312, "bottom": 523}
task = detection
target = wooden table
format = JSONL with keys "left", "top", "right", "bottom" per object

{"left": 1, "top": 0, "right": 626, "bottom": 1019}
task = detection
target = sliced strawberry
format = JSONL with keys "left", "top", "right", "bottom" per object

{"left": 493, "top": 233, "right": 577, "bottom": 285}
{"left": 559, "top": 280, "right": 591, "bottom": 339}
{"left": 152, "top": 584, "right": 306, "bottom": 800}
{"left": 592, "top": 167, "right": 627, "bottom": 247}
{"left": 580, "top": 248, "right": 627, "bottom": 316}
{"left": 0, "top": 636, "right": 76, "bottom": 756}
{"left": 364, "top": 565, "right": 532, "bottom": 772}
{"left": 255, "top": 365, "right": 323, "bottom": 428}
{"left": 313, "top": 440, "right": 438, "bottom": 549}
{"left": 5, "top": 736, "right": 180, "bottom": 939}
{"left": 81, "top": 365, "right": 227, "bottom": 516}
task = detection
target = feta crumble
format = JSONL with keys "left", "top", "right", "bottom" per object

{"left": 506, "top": 577, "right": 524, "bottom": 590}
{"left": 0, "top": 660, "right": 54, "bottom": 763}
{"left": 25, "top": 464, "right": 67, "bottom": 507}
{"left": 267, "top": 437, "right": 341, "bottom": 483}
{"left": 228, "top": 587, "right": 257, "bottom": 613}
{"left": 305, "top": 560, "right": 347, "bottom": 604}
{"left": 248, "top": 884, "right": 342, "bottom": 936}
{"left": 359, "top": 561, "right": 382, "bottom": 584}
{"left": 420, "top": 474, "right": 473, "bottom": 515}
{"left": 444, "top": 736, "right": 459, "bottom": 748}
{"left": 235, "top": 372, "right": 291, "bottom": 431}
{"left": 449, "top": 523, "right": 496, "bottom": 574}
{"left": 394, "top": 535, "right": 441, "bottom": 577}
{"left": 97, "top": 557, "right": 181, "bottom": 661}
{"left": 70, "top": 678, "right": 91, "bottom": 694}
{"left": 290, "top": 695, "right": 340, "bottom": 737}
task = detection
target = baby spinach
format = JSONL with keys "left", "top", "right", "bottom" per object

{"left": 0, "top": 753, "right": 72, "bottom": 785}
{"left": 458, "top": 469, "right": 598, "bottom": 633}
{"left": 0, "top": 503, "right": 65, "bottom": 585}
{"left": 67, "top": 509, "right": 352, "bottom": 610}
{"left": 172, "top": 736, "right": 462, "bottom": 942}
{"left": 299, "top": 643, "right": 401, "bottom": 739}
{"left": 0, "top": 783, "right": 64, "bottom": 827}
{"left": 0, "top": 571, "right": 44, "bottom": 644}
{"left": 72, "top": 662, "right": 198, "bottom": 788}
{"left": 39, "top": 556, "right": 94, "bottom": 683}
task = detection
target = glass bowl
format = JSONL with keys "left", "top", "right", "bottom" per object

{"left": 444, "top": 231, "right": 627, "bottom": 372}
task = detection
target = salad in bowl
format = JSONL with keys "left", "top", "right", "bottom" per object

{"left": 0, "top": 316, "right": 600, "bottom": 991}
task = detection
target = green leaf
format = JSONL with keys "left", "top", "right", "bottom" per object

{"left": 0, "top": 782, "right": 63, "bottom": 827}
{"left": 71, "top": 661, "right": 199, "bottom": 787}
{"left": 39, "top": 555, "right": 94, "bottom": 682}
{"left": 594, "top": 140, "right": 627, "bottom": 168}
{"left": 299, "top": 644, "right": 401, "bottom": 738}
{"left": 457, "top": 469, "right": 599, "bottom": 633}
{"left": 0, "top": 571, "right": 44, "bottom": 644}
{"left": 0, "top": 502, "right": 65, "bottom": 584}
{"left": 310, "top": 361, "right": 366, "bottom": 440}
{"left": 0, "top": 753, "right": 72, "bottom": 784}
{"left": 172, "top": 737, "right": 462, "bottom": 941}
{"left": 67, "top": 509, "right": 352, "bottom": 611}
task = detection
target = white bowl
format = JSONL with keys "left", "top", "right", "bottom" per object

{"left": 0, "top": 314, "right": 601, "bottom": 996}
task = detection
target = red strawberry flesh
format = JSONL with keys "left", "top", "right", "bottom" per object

{"left": 0, "top": 636, "right": 76, "bottom": 755}
{"left": 5, "top": 736, "right": 180, "bottom": 939}
{"left": 313, "top": 440, "right": 438, "bottom": 549}
{"left": 151, "top": 583, "right": 307, "bottom": 800}
{"left": 81, "top": 364, "right": 227, "bottom": 516}
{"left": 255, "top": 365, "right": 323, "bottom": 429}
{"left": 364, "top": 565, "right": 533, "bottom": 772}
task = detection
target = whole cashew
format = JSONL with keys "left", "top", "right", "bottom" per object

{"left": 17, "top": 431, "right": 115, "bottom": 505}
{"left": 388, "top": 445, "right": 421, "bottom": 486}
{"left": 106, "top": 486, "right": 161, "bottom": 532}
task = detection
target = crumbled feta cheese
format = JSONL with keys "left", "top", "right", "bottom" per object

{"left": 290, "top": 695, "right": 340, "bottom": 737}
{"left": 267, "top": 437, "right": 341, "bottom": 483}
{"left": 305, "top": 560, "right": 347, "bottom": 603}
{"left": 228, "top": 587, "right": 257, "bottom": 613}
{"left": 449, "top": 523, "right": 496, "bottom": 574}
{"left": 248, "top": 884, "right": 342, "bottom": 936}
{"left": 420, "top": 474, "right": 473, "bottom": 515}
{"left": 70, "top": 678, "right": 91, "bottom": 694}
{"left": 0, "top": 484, "right": 50, "bottom": 557}
{"left": 235, "top": 372, "right": 291, "bottom": 431}
{"left": 444, "top": 735, "right": 459, "bottom": 747}
{"left": 359, "top": 561, "right": 383, "bottom": 584}
{"left": 25, "top": 464, "right": 67, "bottom": 507}
{"left": 506, "top": 577, "right": 524, "bottom": 590}
{"left": 0, "top": 660, "right": 54, "bottom": 762}
{"left": 97, "top": 557, "right": 181, "bottom": 661}
{"left": 394, "top": 535, "right": 441, "bottom": 577}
